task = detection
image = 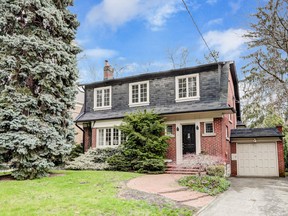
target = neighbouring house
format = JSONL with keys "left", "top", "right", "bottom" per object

{"left": 71, "top": 86, "right": 84, "bottom": 145}
{"left": 75, "top": 60, "right": 285, "bottom": 177}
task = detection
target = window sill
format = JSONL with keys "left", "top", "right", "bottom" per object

{"left": 166, "top": 134, "right": 175, "bottom": 138}
{"left": 202, "top": 133, "right": 216, "bottom": 137}
{"left": 129, "top": 102, "right": 150, "bottom": 107}
{"left": 175, "top": 97, "right": 200, "bottom": 103}
{"left": 96, "top": 145, "right": 119, "bottom": 149}
{"left": 93, "top": 106, "right": 112, "bottom": 111}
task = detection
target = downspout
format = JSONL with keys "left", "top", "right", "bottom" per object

{"left": 75, "top": 122, "right": 85, "bottom": 153}
{"left": 74, "top": 85, "right": 86, "bottom": 153}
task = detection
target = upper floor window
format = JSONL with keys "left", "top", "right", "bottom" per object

{"left": 94, "top": 86, "right": 112, "bottom": 110}
{"left": 175, "top": 74, "right": 200, "bottom": 102}
{"left": 129, "top": 81, "right": 149, "bottom": 107}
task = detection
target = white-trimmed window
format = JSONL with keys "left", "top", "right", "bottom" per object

{"left": 226, "top": 125, "right": 230, "bottom": 140}
{"left": 165, "top": 125, "right": 174, "bottom": 137}
{"left": 202, "top": 122, "right": 215, "bottom": 136}
{"left": 97, "top": 128, "right": 125, "bottom": 147}
{"left": 204, "top": 122, "right": 214, "bottom": 134}
{"left": 94, "top": 86, "right": 112, "bottom": 110}
{"left": 175, "top": 74, "right": 200, "bottom": 102}
{"left": 229, "top": 114, "right": 233, "bottom": 123}
{"left": 129, "top": 81, "right": 149, "bottom": 107}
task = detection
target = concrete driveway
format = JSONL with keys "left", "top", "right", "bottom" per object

{"left": 198, "top": 177, "right": 288, "bottom": 216}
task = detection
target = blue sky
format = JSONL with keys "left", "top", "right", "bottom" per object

{"left": 70, "top": 0, "right": 265, "bottom": 84}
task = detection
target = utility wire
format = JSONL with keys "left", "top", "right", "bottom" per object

{"left": 181, "top": 0, "right": 218, "bottom": 63}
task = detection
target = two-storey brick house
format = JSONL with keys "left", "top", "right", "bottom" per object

{"left": 75, "top": 61, "right": 285, "bottom": 177}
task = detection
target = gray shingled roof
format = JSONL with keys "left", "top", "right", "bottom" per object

{"left": 76, "top": 62, "right": 240, "bottom": 122}
{"left": 230, "top": 128, "right": 283, "bottom": 138}
{"left": 76, "top": 101, "right": 232, "bottom": 122}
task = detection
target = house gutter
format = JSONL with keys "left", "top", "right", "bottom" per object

{"left": 74, "top": 85, "right": 87, "bottom": 153}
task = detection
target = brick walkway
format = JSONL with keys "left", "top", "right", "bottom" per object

{"left": 126, "top": 174, "right": 215, "bottom": 209}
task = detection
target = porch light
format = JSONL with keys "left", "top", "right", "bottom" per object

{"left": 196, "top": 125, "right": 199, "bottom": 130}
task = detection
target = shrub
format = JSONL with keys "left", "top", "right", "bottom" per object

{"left": 134, "top": 158, "right": 166, "bottom": 174}
{"left": 68, "top": 143, "right": 84, "bottom": 160}
{"left": 107, "top": 110, "right": 170, "bottom": 173}
{"left": 181, "top": 154, "right": 225, "bottom": 168}
{"left": 179, "top": 175, "right": 230, "bottom": 196}
{"left": 207, "top": 165, "right": 225, "bottom": 177}
{"left": 106, "top": 151, "right": 131, "bottom": 171}
{"left": 65, "top": 148, "right": 119, "bottom": 170}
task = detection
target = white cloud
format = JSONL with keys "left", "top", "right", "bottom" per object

{"left": 85, "top": 0, "right": 184, "bottom": 31}
{"left": 74, "top": 38, "right": 90, "bottom": 46}
{"left": 206, "top": 18, "right": 223, "bottom": 26}
{"left": 202, "top": 28, "right": 249, "bottom": 60}
{"left": 83, "top": 48, "right": 118, "bottom": 59}
{"left": 206, "top": 0, "right": 218, "bottom": 5}
{"left": 229, "top": 0, "right": 243, "bottom": 14}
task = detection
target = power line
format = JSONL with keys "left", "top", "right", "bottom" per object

{"left": 180, "top": 0, "right": 218, "bottom": 63}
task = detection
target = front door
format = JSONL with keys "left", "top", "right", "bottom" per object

{"left": 182, "top": 125, "right": 196, "bottom": 154}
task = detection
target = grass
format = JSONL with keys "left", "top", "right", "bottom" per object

{"left": 178, "top": 175, "right": 230, "bottom": 196}
{"left": 0, "top": 170, "right": 193, "bottom": 216}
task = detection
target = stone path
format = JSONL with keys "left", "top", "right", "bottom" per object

{"left": 126, "top": 174, "right": 215, "bottom": 209}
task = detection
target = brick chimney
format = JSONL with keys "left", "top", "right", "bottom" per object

{"left": 276, "top": 125, "right": 283, "bottom": 133}
{"left": 103, "top": 60, "right": 114, "bottom": 80}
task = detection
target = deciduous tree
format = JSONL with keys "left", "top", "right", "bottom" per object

{"left": 242, "top": 0, "right": 288, "bottom": 126}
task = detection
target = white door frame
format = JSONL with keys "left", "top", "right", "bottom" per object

{"left": 166, "top": 118, "right": 211, "bottom": 164}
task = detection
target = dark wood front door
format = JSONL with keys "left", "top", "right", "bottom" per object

{"left": 182, "top": 125, "right": 196, "bottom": 154}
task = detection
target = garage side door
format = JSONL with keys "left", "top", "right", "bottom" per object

{"left": 237, "top": 143, "right": 278, "bottom": 177}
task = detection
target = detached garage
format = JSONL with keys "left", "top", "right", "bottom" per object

{"left": 230, "top": 127, "right": 285, "bottom": 177}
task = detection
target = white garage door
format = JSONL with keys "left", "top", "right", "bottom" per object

{"left": 237, "top": 143, "right": 278, "bottom": 176}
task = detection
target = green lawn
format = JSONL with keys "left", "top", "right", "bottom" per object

{"left": 0, "top": 170, "right": 193, "bottom": 216}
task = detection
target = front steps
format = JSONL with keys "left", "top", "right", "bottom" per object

{"left": 165, "top": 164, "right": 206, "bottom": 175}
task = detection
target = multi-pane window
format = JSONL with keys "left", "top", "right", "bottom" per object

{"left": 98, "top": 129, "right": 105, "bottom": 146}
{"left": 205, "top": 122, "right": 214, "bottom": 134}
{"left": 176, "top": 74, "right": 199, "bottom": 102}
{"left": 113, "top": 128, "right": 119, "bottom": 146}
{"left": 97, "top": 128, "right": 125, "bottom": 147}
{"left": 129, "top": 81, "right": 149, "bottom": 106}
{"left": 94, "top": 86, "right": 111, "bottom": 110}
{"left": 166, "top": 125, "right": 173, "bottom": 136}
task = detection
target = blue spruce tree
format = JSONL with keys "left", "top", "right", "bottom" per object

{"left": 0, "top": 0, "right": 80, "bottom": 179}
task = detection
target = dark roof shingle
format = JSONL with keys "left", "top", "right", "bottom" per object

{"left": 230, "top": 128, "right": 283, "bottom": 138}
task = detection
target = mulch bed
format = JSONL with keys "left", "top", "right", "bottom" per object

{"left": 0, "top": 174, "right": 15, "bottom": 181}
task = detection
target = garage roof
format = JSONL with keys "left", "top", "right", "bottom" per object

{"left": 230, "top": 128, "right": 283, "bottom": 138}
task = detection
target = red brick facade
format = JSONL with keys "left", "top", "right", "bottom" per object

{"left": 230, "top": 142, "right": 237, "bottom": 176}
{"left": 200, "top": 118, "right": 223, "bottom": 157}
{"left": 277, "top": 140, "right": 285, "bottom": 177}
{"left": 83, "top": 126, "right": 91, "bottom": 152}
{"left": 91, "top": 128, "right": 97, "bottom": 148}
{"left": 166, "top": 124, "right": 177, "bottom": 162}
{"left": 200, "top": 115, "right": 236, "bottom": 164}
